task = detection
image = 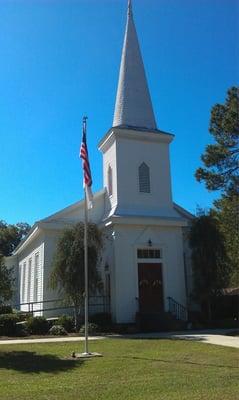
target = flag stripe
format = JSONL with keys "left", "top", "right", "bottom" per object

{"left": 80, "top": 124, "right": 92, "bottom": 188}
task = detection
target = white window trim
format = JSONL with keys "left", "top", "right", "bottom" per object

{"left": 107, "top": 165, "right": 113, "bottom": 197}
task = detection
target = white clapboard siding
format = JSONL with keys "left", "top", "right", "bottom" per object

{"left": 19, "top": 244, "right": 44, "bottom": 315}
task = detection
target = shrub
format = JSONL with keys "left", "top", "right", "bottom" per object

{"left": 16, "top": 322, "right": 29, "bottom": 337}
{"left": 57, "top": 315, "right": 75, "bottom": 332}
{"left": 90, "top": 313, "right": 112, "bottom": 327}
{"left": 26, "top": 316, "right": 49, "bottom": 335}
{"left": 209, "top": 318, "right": 239, "bottom": 329}
{"left": 0, "top": 313, "right": 19, "bottom": 336}
{"left": 49, "top": 325, "right": 68, "bottom": 336}
{"left": 112, "top": 323, "right": 138, "bottom": 334}
{"left": 17, "top": 312, "right": 31, "bottom": 322}
{"left": 79, "top": 323, "right": 100, "bottom": 335}
{"left": 0, "top": 305, "right": 13, "bottom": 315}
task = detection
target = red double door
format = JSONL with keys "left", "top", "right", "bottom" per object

{"left": 138, "top": 263, "right": 164, "bottom": 313}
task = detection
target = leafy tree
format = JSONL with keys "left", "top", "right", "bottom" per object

{"left": 0, "top": 255, "right": 14, "bottom": 304}
{"left": 49, "top": 223, "right": 103, "bottom": 330}
{"left": 213, "top": 191, "right": 239, "bottom": 285}
{"left": 189, "top": 212, "right": 231, "bottom": 321}
{"left": 195, "top": 86, "right": 239, "bottom": 192}
{"left": 0, "top": 221, "right": 31, "bottom": 256}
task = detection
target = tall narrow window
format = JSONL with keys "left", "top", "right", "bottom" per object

{"left": 19, "top": 264, "right": 24, "bottom": 303}
{"left": 139, "top": 162, "right": 150, "bottom": 193}
{"left": 22, "top": 262, "right": 27, "bottom": 303}
{"left": 108, "top": 165, "right": 113, "bottom": 196}
{"left": 34, "top": 253, "right": 39, "bottom": 302}
{"left": 28, "top": 258, "right": 32, "bottom": 302}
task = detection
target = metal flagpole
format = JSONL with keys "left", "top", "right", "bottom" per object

{"left": 73, "top": 116, "right": 102, "bottom": 359}
{"left": 83, "top": 117, "right": 89, "bottom": 355}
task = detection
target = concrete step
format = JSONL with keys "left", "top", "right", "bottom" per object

{"left": 136, "top": 312, "right": 187, "bottom": 332}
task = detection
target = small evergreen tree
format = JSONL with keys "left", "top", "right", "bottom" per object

{"left": 49, "top": 223, "right": 103, "bottom": 330}
{"left": 189, "top": 212, "right": 231, "bottom": 321}
{"left": 213, "top": 191, "right": 239, "bottom": 285}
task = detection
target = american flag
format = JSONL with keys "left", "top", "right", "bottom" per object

{"left": 80, "top": 117, "right": 93, "bottom": 208}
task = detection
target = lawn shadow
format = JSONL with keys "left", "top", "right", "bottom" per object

{"left": 110, "top": 334, "right": 207, "bottom": 341}
{"left": 0, "top": 351, "right": 81, "bottom": 374}
{"left": 121, "top": 355, "right": 239, "bottom": 369}
{"left": 170, "top": 335, "right": 207, "bottom": 342}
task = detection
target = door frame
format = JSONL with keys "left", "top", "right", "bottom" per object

{"left": 134, "top": 245, "right": 167, "bottom": 313}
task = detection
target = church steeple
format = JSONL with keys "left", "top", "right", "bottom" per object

{"left": 113, "top": 0, "right": 157, "bottom": 130}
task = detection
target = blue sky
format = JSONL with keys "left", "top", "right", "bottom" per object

{"left": 0, "top": 0, "right": 238, "bottom": 225}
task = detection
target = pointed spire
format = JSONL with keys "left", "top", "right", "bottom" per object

{"left": 113, "top": 0, "right": 157, "bottom": 130}
{"left": 127, "top": 0, "right": 133, "bottom": 17}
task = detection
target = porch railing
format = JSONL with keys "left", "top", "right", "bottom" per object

{"left": 167, "top": 296, "right": 188, "bottom": 321}
{"left": 15, "top": 295, "right": 110, "bottom": 317}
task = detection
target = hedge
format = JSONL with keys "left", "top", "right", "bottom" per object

{"left": 0, "top": 314, "right": 19, "bottom": 336}
{"left": 25, "top": 316, "right": 49, "bottom": 335}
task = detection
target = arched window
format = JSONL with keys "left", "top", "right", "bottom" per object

{"left": 139, "top": 162, "right": 150, "bottom": 193}
{"left": 108, "top": 165, "right": 113, "bottom": 196}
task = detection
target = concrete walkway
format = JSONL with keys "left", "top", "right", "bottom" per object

{"left": 0, "top": 329, "right": 238, "bottom": 348}
{"left": 173, "top": 333, "right": 239, "bottom": 348}
{"left": 121, "top": 329, "right": 239, "bottom": 349}
{"left": 0, "top": 336, "right": 104, "bottom": 345}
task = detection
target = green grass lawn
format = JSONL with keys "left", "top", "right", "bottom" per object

{"left": 0, "top": 338, "right": 238, "bottom": 400}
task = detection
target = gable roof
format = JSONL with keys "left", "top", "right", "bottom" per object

{"left": 41, "top": 188, "right": 106, "bottom": 223}
{"left": 12, "top": 187, "right": 193, "bottom": 256}
{"left": 13, "top": 188, "right": 106, "bottom": 255}
{"left": 173, "top": 203, "right": 195, "bottom": 221}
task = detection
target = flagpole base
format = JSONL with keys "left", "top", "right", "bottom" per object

{"left": 71, "top": 352, "right": 103, "bottom": 359}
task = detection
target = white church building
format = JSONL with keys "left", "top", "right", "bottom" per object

{"left": 6, "top": 1, "right": 194, "bottom": 326}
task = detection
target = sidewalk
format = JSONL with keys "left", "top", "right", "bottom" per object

{"left": 0, "top": 329, "right": 238, "bottom": 348}
{"left": 120, "top": 329, "right": 239, "bottom": 348}
{"left": 0, "top": 336, "right": 104, "bottom": 345}
{"left": 121, "top": 329, "right": 239, "bottom": 348}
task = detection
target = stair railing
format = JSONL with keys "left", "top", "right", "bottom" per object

{"left": 167, "top": 297, "right": 188, "bottom": 321}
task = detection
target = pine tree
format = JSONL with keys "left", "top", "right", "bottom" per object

{"left": 196, "top": 87, "right": 239, "bottom": 192}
